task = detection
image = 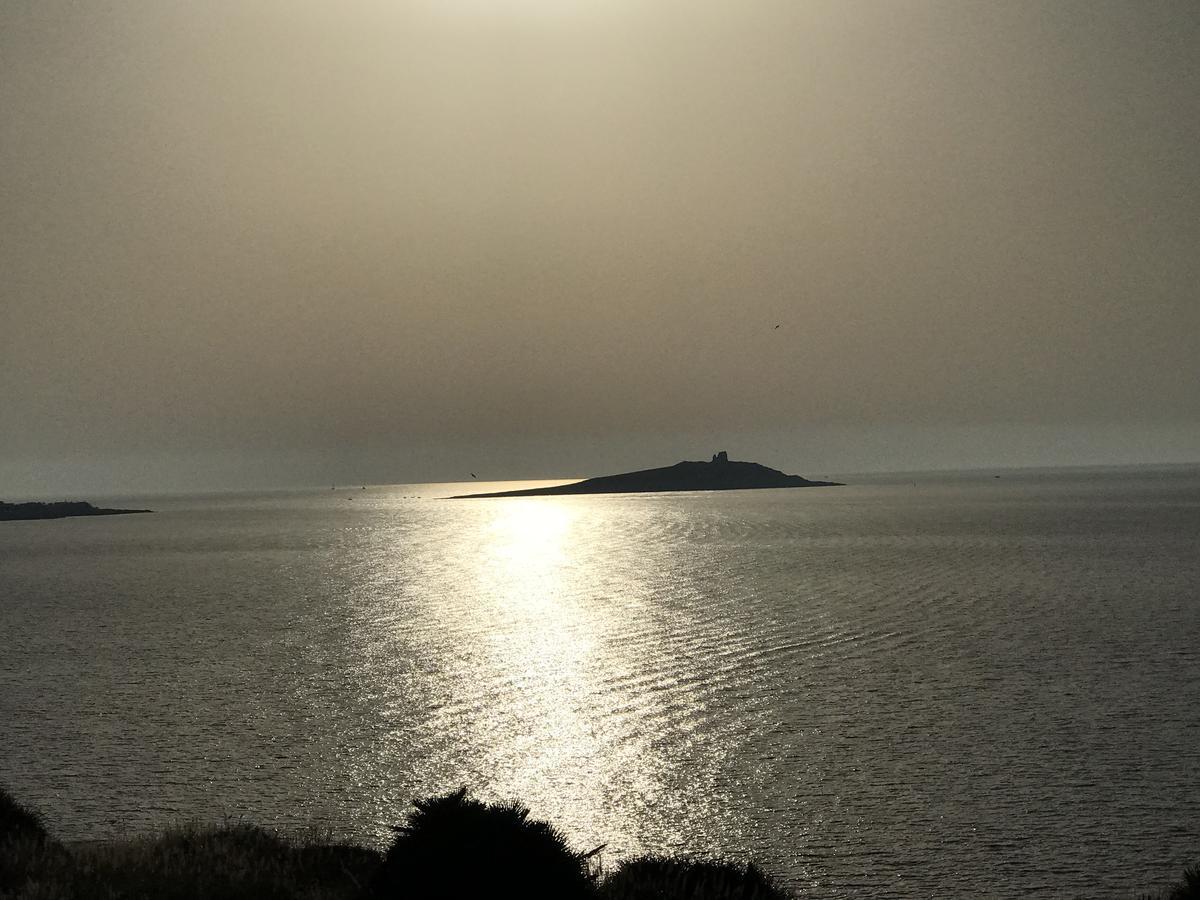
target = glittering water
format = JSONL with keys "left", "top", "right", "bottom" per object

{"left": 2, "top": 467, "right": 1198, "bottom": 898}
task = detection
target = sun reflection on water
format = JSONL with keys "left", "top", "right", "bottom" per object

{"left": 466, "top": 500, "right": 604, "bottom": 802}
{"left": 359, "top": 491, "right": 749, "bottom": 861}
{"left": 487, "top": 500, "right": 574, "bottom": 594}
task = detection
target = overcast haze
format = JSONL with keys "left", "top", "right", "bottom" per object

{"left": 3, "top": 0, "right": 1198, "bottom": 494}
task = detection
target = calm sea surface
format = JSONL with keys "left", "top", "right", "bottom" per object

{"left": 2, "top": 467, "right": 1198, "bottom": 897}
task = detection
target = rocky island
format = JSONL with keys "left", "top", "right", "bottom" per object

{"left": 454, "top": 451, "right": 843, "bottom": 498}
{"left": 0, "top": 500, "right": 152, "bottom": 521}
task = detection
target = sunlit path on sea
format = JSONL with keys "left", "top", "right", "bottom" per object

{"left": 348, "top": 489, "right": 762, "bottom": 861}
{"left": 2, "top": 468, "right": 1199, "bottom": 898}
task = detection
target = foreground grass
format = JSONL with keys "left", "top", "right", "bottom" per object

{"left": 2, "top": 785, "right": 791, "bottom": 900}
{"left": 1, "top": 787, "right": 377, "bottom": 899}
{"left": 2, "top": 822, "right": 377, "bottom": 900}
{"left": 598, "top": 856, "right": 786, "bottom": 900}
{"left": 3, "top": 785, "right": 1196, "bottom": 898}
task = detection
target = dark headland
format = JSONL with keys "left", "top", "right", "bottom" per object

{"left": 0, "top": 500, "right": 151, "bottom": 521}
{"left": 453, "top": 451, "right": 843, "bottom": 498}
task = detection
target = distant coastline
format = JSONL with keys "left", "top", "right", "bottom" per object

{"left": 454, "top": 451, "right": 843, "bottom": 498}
{"left": 0, "top": 500, "right": 152, "bottom": 521}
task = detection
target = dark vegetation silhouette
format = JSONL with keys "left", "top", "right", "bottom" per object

{"left": 1, "top": 787, "right": 70, "bottom": 894}
{"left": 1, "top": 784, "right": 376, "bottom": 899}
{"left": 373, "top": 789, "right": 593, "bottom": 899}
{"left": 599, "top": 856, "right": 786, "bottom": 900}
{"left": 2, "top": 784, "right": 1195, "bottom": 898}
{"left": 1141, "top": 865, "right": 1200, "bottom": 900}
{"left": 0, "top": 790, "right": 47, "bottom": 844}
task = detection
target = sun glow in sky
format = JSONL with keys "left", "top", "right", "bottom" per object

{"left": 418, "top": 0, "right": 633, "bottom": 24}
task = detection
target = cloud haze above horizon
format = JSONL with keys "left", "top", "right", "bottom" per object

{"left": 3, "top": 0, "right": 1198, "bottom": 494}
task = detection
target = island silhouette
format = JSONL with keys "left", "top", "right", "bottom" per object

{"left": 453, "top": 451, "right": 842, "bottom": 498}
{"left": 0, "top": 500, "right": 151, "bottom": 521}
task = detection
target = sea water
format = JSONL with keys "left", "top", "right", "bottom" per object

{"left": 1, "top": 466, "right": 1198, "bottom": 898}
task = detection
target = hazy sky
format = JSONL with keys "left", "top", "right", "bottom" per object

{"left": 3, "top": 0, "right": 1198, "bottom": 494}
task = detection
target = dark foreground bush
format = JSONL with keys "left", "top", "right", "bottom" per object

{"left": 1141, "top": 864, "right": 1200, "bottom": 900}
{"left": 0, "top": 796, "right": 380, "bottom": 900}
{"left": 0, "top": 787, "right": 48, "bottom": 845}
{"left": 16, "top": 779, "right": 1193, "bottom": 900}
{"left": 599, "top": 855, "right": 790, "bottom": 900}
{"left": 373, "top": 788, "right": 595, "bottom": 900}
{"left": 1, "top": 786, "right": 68, "bottom": 894}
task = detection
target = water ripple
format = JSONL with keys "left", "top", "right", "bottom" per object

{"left": 1, "top": 473, "right": 1199, "bottom": 898}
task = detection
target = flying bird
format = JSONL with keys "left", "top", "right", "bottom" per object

{"left": 470, "top": 473, "right": 477, "bottom": 478}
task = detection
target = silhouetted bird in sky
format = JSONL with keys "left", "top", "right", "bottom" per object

{"left": 774, "top": 324, "right": 781, "bottom": 329}
{"left": 470, "top": 473, "right": 477, "bottom": 478}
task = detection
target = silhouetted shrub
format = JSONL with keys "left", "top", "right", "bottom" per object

{"left": 598, "top": 855, "right": 790, "bottom": 900}
{"left": 0, "top": 785, "right": 69, "bottom": 893}
{"left": 1172, "top": 866, "right": 1200, "bottom": 900}
{"left": 373, "top": 789, "right": 594, "bottom": 899}
{"left": 1142, "top": 864, "right": 1200, "bottom": 900}
{"left": 0, "top": 785, "right": 48, "bottom": 844}
{"left": 0, "top": 819, "right": 380, "bottom": 900}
